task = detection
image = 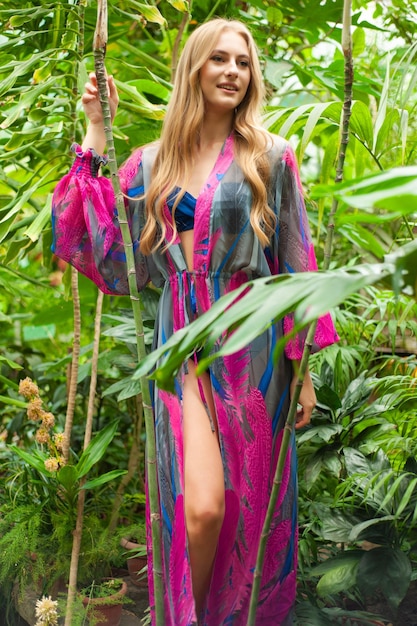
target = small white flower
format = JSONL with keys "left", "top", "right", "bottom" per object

{"left": 34, "top": 595, "right": 59, "bottom": 626}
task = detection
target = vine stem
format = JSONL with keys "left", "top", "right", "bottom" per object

{"left": 246, "top": 1, "right": 353, "bottom": 623}
{"left": 92, "top": 1, "right": 165, "bottom": 623}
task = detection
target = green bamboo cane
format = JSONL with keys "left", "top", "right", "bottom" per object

{"left": 246, "top": 1, "right": 353, "bottom": 623}
{"left": 93, "top": 2, "right": 165, "bottom": 623}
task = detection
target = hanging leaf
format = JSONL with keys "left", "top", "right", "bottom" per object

{"left": 118, "top": 0, "right": 166, "bottom": 24}
{"left": 0, "top": 51, "right": 52, "bottom": 96}
{"left": 348, "top": 515, "right": 396, "bottom": 542}
{"left": 24, "top": 196, "right": 52, "bottom": 242}
{"left": 115, "top": 79, "right": 166, "bottom": 120}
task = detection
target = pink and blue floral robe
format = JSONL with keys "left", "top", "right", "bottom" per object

{"left": 51, "top": 133, "right": 338, "bottom": 625}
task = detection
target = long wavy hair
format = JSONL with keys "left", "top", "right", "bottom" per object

{"left": 140, "top": 18, "right": 275, "bottom": 254}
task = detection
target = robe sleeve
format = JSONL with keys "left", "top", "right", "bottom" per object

{"left": 51, "top": 144, "right": 150, "bottom": 295}
{"left": 269, "top": 142, "right": 339, "bottom": 359}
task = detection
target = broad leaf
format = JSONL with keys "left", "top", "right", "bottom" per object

{"left": 312, "top": 551, "right": 362, "bottom": 596}
{"left": 357, "top": 547, "right": 411, "bottom": 609}
{"left": 348, "top": 515, "right": 396, "bottom": 542}
{"left": 57, "top": 465, "right": 79, "bottom": 491}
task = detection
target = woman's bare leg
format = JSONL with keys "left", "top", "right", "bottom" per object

{"left": 183, "top": 359, "right": 225, "bottom": 618}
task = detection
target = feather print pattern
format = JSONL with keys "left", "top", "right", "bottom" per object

{"left": 51, "top": 134, "right": 338, "bottom": 625}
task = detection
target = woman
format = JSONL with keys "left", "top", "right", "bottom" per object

{"left": 52, "top": 18, "right": 337, "bottom": 626}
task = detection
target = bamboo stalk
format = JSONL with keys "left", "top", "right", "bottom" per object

{"left": 62, "top": 0, "right": 87, "bottom": 465}
{"left": 246, "top": 2, "right": 353, "bottom": 623}
{"left": 92, "top": 1, "right": 165, "bottom": 623}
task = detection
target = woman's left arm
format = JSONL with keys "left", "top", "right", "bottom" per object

{"left": 275, "top": 142, "right": 339, "bottom": 360}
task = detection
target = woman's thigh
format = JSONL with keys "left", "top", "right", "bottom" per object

{"left": 183, "top": 360, "right": 224, "bottom": 516}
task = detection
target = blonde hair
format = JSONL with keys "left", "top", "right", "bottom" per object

{"left": 140, "top": 18, "right": 275, "bottom": 254}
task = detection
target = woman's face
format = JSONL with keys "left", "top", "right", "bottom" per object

{"left": 199, "top": 30, "right": 251, "bottom": 115}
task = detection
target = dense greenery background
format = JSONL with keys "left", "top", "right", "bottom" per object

{"left": 1, "top": 1, "right": 417, "bottom": 624}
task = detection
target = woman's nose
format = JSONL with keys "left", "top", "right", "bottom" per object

{"left": 225, "top": 60, "right": 238, "bottom": 76}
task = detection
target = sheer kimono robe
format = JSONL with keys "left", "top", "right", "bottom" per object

{"left": 51, "top": 134, "right": 338, "bottom": 626}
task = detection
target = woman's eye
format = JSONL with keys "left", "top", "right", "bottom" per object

{"left": 211, "top": 55, "right": 223, "bottom": 62}
{"left": 239, "top": 60, "right": 249, "bottom": 67}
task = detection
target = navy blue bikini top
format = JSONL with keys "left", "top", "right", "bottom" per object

{"left": 166, "top": 188, "right": 197, "bottom": 232}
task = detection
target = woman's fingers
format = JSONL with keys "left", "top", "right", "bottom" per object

{"left": 82, "top": 72, "right": 119, "bottom": 123}
{"left": 294, "top": 404, "right": 313, "bottom": 430}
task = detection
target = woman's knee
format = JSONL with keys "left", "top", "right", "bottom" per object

{"left": 186, "top": 494, "right": 225, "bottom": 537}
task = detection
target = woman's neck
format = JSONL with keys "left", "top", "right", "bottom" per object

{"left": 198, "top": 113, "right": 234, "bottom": 151}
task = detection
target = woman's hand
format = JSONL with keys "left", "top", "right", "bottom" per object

{"left": 81, "top": 73, "right": 119, "bottom": 154}
{"left": 290, "top": 365, "right": 316, "bottom": 430}
{"left": 82, "top": 72, "right": 119, "bottom": 125}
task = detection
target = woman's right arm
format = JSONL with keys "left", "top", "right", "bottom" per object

{"left": 51, "top": 74, "right": 150, "bottom": 295}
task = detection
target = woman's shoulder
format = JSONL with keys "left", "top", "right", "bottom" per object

{"left": 263, "top": 131, "right": 291, "bottom": 160}
{"left": 120, "top": 140, "right": 160, "bottom": 183}
{"left": 124, "top": 139, "right": 160, "bottom": 165}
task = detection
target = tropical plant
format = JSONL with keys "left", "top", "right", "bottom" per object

{"left": 1, "top": 0, "right": 417, "bottom": 623}
{"left": 305, "top": 446, "right": 417, "bottom": 613}
{"left": 0, "top": 378, "right": 126, "bottom": 615}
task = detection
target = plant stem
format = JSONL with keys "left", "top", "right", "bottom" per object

{"left": 64, "top": 290, "right": 104, "bottom": 625}
{"left": 93, "top": 1, "right": 165, "bottom": 623}
{"left": 63, "top": 267, "right": 81, "bottom": 463}
{"left": 246, "top": 1, "right": 353, "bottom": 623}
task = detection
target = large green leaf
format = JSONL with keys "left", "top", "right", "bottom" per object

{"left": 348, "top": 515, "right": 396, "bottom": 542}
{"left": 315, "top": 383, "right": 342, "bottom": 410}
{"left": 134, "top": 240, "right": 417, "bottom": 390}
{"left": 319, "top": 510, "right": 361, "bottom": 543}
{"left": 313, "top": 167, "right": 417, "bottom": 214}
{"left": 356, "top": 547, "right": 411, "bottom": 610}
{"left": 115, "top": 79, "right": 165, "bottom": 120}
{"left": 297, "top": 423, "right": 343, "bottom": 444}
{"left": 312, "top": 551, "right": 362, "bottom": 597}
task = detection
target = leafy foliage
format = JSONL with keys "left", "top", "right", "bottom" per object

{"left": 1, "top": 0, "right": 417, "bottom": 623}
